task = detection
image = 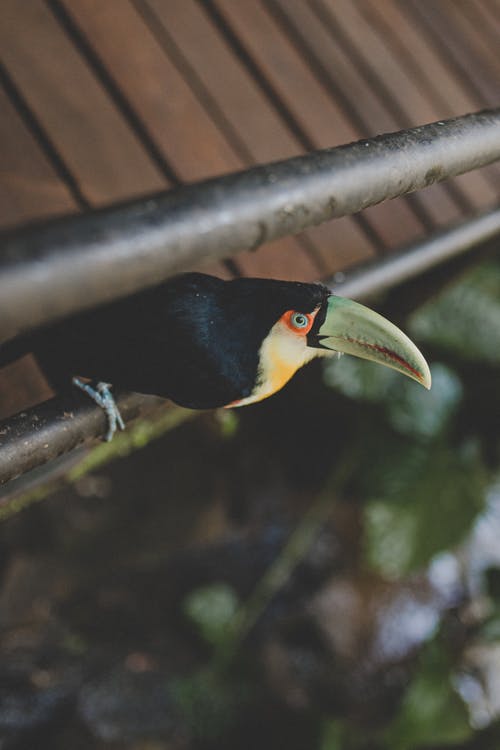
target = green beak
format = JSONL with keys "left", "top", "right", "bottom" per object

{"left": 315, "top": 296, "right": 431, "bottom": 389}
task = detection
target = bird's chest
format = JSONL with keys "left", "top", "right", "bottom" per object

{"left": 229, "top": 325, "right": 316, "bottom": 407}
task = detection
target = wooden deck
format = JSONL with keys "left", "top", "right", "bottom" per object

{"left": 1, "top": 0, "right": 500, "bottom": 417}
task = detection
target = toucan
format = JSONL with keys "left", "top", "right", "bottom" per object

{"left": 0, "top": 273, "right": 431, "bottom": 439}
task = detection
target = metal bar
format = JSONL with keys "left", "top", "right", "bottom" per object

{"left": 0, "top": 391, "right": 160, "bottom": 487}
{"left": 1, "top": 204, "right": 500, "bottom": 489}
{"left": 1, "top": 108, "right": 500, "bottom": 342}
{"left": 333, "top": 207, "right": 500, "bottom": 299}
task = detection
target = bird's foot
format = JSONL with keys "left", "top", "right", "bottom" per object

{"left": 72, "top": 377, "right": 125, "bottom": 442}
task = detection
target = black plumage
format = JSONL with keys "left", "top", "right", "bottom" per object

{"left": 1, "top": 273, "right": 330, "bottom": 410}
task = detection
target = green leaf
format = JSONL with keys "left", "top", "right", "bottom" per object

{"left": 215, "top": 408, "right": 240, "bottom": 438}
{"left": 384, "top": 641, "right": 472, "bottom": 749}
{"left": 364, "top": 440, "right": 487, "bottom": 577}
{"left": 172, "top": 669, "right": 248, "bottom": 740}
{"left": 325, "top": 356, "right": 462, "bottom": 440}
{"left": 479, "top": 609, "right": 500, "bottom": 642}
{"left": 319, "top": 720, "right": 345, "bottom": 750}
{"left": 318, "top": 719, "right": 373, "bottom": 750}
{"left": 184, "top": 583, "right": 239, "bottom": 648}
{"left": 410, "top": 262, "right": 500, "bottom": 365}
{"left": 386, "top": 363, "right": 462, "bottom": 440}
{"left": 324, "top": 353, "right": 401, "bottom": 403}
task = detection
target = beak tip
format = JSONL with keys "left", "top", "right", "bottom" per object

{"left": 418, "top": 363, "right": 432, "bottom": 390}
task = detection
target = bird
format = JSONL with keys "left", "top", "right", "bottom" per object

{"left": 0, "top": 272, "right": 431, "bottom": 439}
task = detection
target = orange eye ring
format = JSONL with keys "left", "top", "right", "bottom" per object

{"left": 281, "top": 310, "right": 315, "bottom": 335}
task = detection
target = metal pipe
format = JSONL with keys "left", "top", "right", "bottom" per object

{"left": 1, "top": 203, "right": 500, "bottom": 488}
{"left": 0, "top": 391, "right": 162, "bottom": 488}
{"left": 1, "top": 108, "right": 500, "bottom": 342}
{"left": 332, "top": 207, "right": 500, "bottom": 299}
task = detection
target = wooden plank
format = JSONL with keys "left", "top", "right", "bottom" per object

{"left": 323, "top": 0, "right": 499, "bottom": 209}
{"left": 402, "top": 0, "right": 500, "bottom": 203}
{"left": 326, "top": 0, "right": 439, "bottom": 124}
{"left": 144, "top": 0, "right": 375, "bottom": 274}
{"left": 470, "top": 0, "right": 500, "bottom": 44}
{"left": 60, "top": 0, "right": 324, "bottom": 280}
{"left": 145, "top": 0, "right": 302, "bottom": 165}
{"left": 449, "top": 0, "right": 500, "bottom": 190}
{"left": 480, "top": 0, "right": 500, "bottom": 14}
{"left": 405, "top": 0, "right": 498, "bottom": 107}
{"left": 0, "top": 356, "right": 53, "bottom": 420}
{"left": 381, "top": 0, "right": 500, "bottom": 179}
{"left": 271, "top": 0, "right": 462, "bottom": 227}
{"left": 477, "top": 0, "right": 500, "bottom": 23}
{"left": 0, "top": 85, "right": 76, "bottom": 229}
{"left": 306, "top": 217, "right": 379, "bottom": 275}
{"left": 441, "top": 0, "right": 500, "bottom": 102}
{"left": 236, "top": 237, "right": 320, "bottom": 281}
{"left": 354, "top": 0, "right": 500, "bottom": 211}
{"left": 0, "top": 84, "right": 69, "bottom": 419}
{"left": 214, "top": 0, "right": 426, "bottom": 251}
{"left": 467, "top": 1, "right": 500, "bottom": 191}
{"left": 62, "top": 0, "right": 244, "bottom": 182}
{"left": 273, "top": 0, "right": 397, "bottom": 135}
{"left": 0, "top": 0, "right": 166, "bottom": 205}
{"left": 371, "top": 0, "right": 482, "bottom": 113}
{"left": 0, "top": 2, "right": 230, "bottom": 417}
{"left": 214, "top": 0, "right": 358, "bottom": 147}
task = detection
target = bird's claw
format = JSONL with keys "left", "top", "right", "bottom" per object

{"left": 72, "top": 377, "right": 125, "bottom": 442}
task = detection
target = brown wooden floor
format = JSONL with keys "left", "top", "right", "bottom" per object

{"left": 2, "top": 0, "right": 500, "bottom": 275}
{"left": 1, "top": 0, "right": 500, "bottom": 417}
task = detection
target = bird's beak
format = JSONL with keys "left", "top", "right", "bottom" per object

{"left": 312, "top": 295, "right": 431, "bottom": 389}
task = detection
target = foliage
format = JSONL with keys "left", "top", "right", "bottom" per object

{"left": 325, "top": 357, "right": 462, "bottom": 440}
{"left": 3, "top": 259, "right": 500, "bottom": 749}
{"left": 319, "top": 260, "right": 500, "bottom": 747}
{"left": 183, "top": 582, "right": 239, "bottom": 649}
{"left": 325, "top": 353, "right": 487, "bottom": 577}
{"left": 409, "top": 262, "right": 500, "bottom": 364}
{"left": 383, "top": 640, "right": 472, "bottom": 749}
{"left": 172, "top": 669, "right": 249, "bottom": 741}
{"left": 363, "top": 438, "right": 487, "bottom": 578}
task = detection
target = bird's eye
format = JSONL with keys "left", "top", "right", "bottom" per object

{"left": 281, "top": 309, "right": 315, "bottom": 334}
{"left": 291, "top": 312, "right": 309, "bottom": 329}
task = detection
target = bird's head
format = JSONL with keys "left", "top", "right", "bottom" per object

{"left": 210, "top": 276, "right": 431, "bottom": 408}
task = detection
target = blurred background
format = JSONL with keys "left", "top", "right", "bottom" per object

{"left": 1, "top": 1, "right": 500, "bottom": 748}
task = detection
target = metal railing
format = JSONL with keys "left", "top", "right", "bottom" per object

{"left": 1, "top": 109, "right": 500, "bottom": 490}
{"left": 1, "top": 108, "right": 500, "bottom": 343}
